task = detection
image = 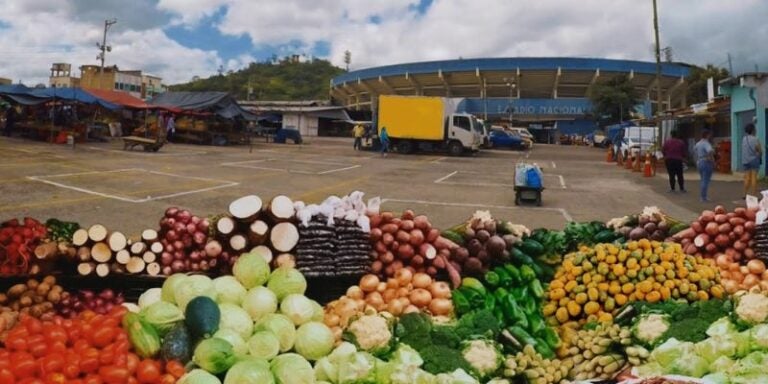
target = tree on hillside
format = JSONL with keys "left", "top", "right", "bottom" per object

{"left": 588, "top": 75, "right": 640, "bottom": 125}
{"left": 686, "top": 64, "right": 729, "bottom": 104}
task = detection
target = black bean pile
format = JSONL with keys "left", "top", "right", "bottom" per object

{"left": 754, "top": 222, "right": 768, "bottom": 261}
{"left": 295, "top": 216, "right": 370, "bottom": 277}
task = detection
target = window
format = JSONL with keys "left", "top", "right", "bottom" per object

{"left": 453, "top": 116, "right": 470, "bottom": 131}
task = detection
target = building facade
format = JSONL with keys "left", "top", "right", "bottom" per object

{"left": 49, "top": 63, "right": 80, "bottom": 88}
{"left": 0, "top": 77, "right": 12, "bottom": 86}
{"left": 720, "top": 73, "right": 768, "bottom": 176}
{"left": 142, "top": 74, "right": 164, "bottom": 99}
{"left": 78, "top": 65, "right": 157, "bottom": 99}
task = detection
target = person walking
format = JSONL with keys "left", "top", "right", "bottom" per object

{"left": 166, "top": 114, "right": 176, "bottom": 142}
{"left": 3, "top": 105, "right": 17, "bottom": 137}
{"left": 379, "top": 126, "right": 389, "bottom": 157}
{"left": 352, "top": 123, "right": 364, "bottom": 150}
{"left": 742, "top": 123, "right": 762, "bottom": 198}
{"left": 693, "top": 130, "right": 715, "bottom": 202}
{"left": 662, "top": 130, "right": 687, "bottom": 193}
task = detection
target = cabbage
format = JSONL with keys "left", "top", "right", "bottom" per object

{"left": 750, "top": 324, "right": 768, "bottom": 351}
{"left": 377, "top": 345, "right": 435, "bottom": 384}
{"left": 294, "top": 322, "right": 334, "bottom": 361}
{"left": 730, "top": 351, "right": 768, "bottom": 383}
{"left": 213, "top": 276, "right": 247, "bottom": 305}
{"left": 243, "top": 286, "right": 278, "bottom": 321}
{"left": 161, "top": 273, "right": 188, "bottom": 304}
{"left": 233, "top": 252, "right": 271, "bottom": 289}
{"left": 310, "top": 300, "right": 324, "bottom": 322}
{"left": 337, "top": 351, "right": 377, "bottom": 383}
{"left": 219, "top": 303, "right": 254, "bottom": 340}
{"left": 270, "top": 353, "right": 315, "bottom": 384}
{"left": 280, "top": 294, "right": 317, "bottom": 326}
{"left": 669, "top": 352, "right": 710, "bottom": 378}
{"left": 701, "top": 372, "right": 729, "bottom": 384}
{"left": 178, "top": 368, "right": 222, "bottom": 384}
{"left": 313, "top": 357, "right": 337, "bottom": 382}
{"left": 138, "top": 288, "right": 162, "bottom": 309}
{"left": 193, "top": 338, "right": 237, "bottom": 374}
{"left": 140, "top": 301, "right": 184, "bottom": 336}
{"left": 710, "top": 355, "right": 736, "bottom": 373}
{"left": 650, "top": 338, "right": 694, "bottom": 367}
{"left": 267, "top": 267, "right": 307, "bottom": 300}
{"left": 175, "top": 275, "right": 216, "bottom": 311}
{"left": 696, "top": 336, "right": 739, "bottom": 363}
{"left": 435, "top": 369, "right": 479, "bottom": 384}
{"left": 224, "top": 360, "right": 275, "bottom": 384}
{"left": 213, "top": 329, "right": 248, "bottom": 356}
{"left": 706, "top": 316, "right": 738, "bottom": 338}
{"left": 255, "top": 313, "right": 297, "bottom": 352}
{"left": 248, "top": 331, "right": 281, "bottom": 360}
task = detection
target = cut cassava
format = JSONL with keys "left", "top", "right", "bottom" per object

{"left": 115, "top": 249, "right": 131, "bottom": 265}
{"left": 146, "top": 262, "right": 161, "bottom": 276}
{"left": 216, "top": 217, "right": 236, "bottom": 236}
{"left": 141, "top": 229, "right": 158, "bottom": 242}
{"left": 229, "top": 195, "right": 263, "bottom": 220}
{"left": 72, "top": 229, "right": 90, "bottom": 247}
{"left": 110, "top": 263, "right": 126, "bottom": 274}
{"left": 142, "top": 251, "right": 157, "bottom": 263}
{"left": 130, "top": 242, "right": 147, "bottom": 255}
{"left": 87, "top": 224, "right": 108, "bottom": 243}
{"left": 108, "top": 232, "right": 127, "bottom": 252}
{"left": 250, "top": 245, "right": 273, "bottom": 264}
{"left": 267, "top": 195, "right": 295, "bottom": 222}
{"left": 229, "top": 234, "right": 248, "bottom": 252}
{"left": 270, "top": 222, "right": 299, "bottom": 253}
{"left": 90, "top": 242, "right": 112, "bottom": 263}
{"left": 150, "top": 242, "right": 164, "bottom": 254}
{"left": 275, "top": 253, "right": 296, "bottom": 268}
{"left": 126, "top": 257, "right": 146, "bottom": 274}
{"left": 95, "top": 263, "right": 110, "bottom": 277}
{"left": 248, "top": 220, "right": 269, "bottom": 245}
{"left": 34, "top": 242, "right": 59, "bottom": 260}
{"left": 77, "top": 262, "right": 95, "bottom": 276}
{"left": 77, "top": 247, "right": 91, "bottom": 262}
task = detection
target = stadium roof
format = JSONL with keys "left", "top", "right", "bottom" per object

{"left": 331, "top": 57, "right": 692, "bottom": 111}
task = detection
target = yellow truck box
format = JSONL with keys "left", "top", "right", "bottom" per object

{"left": 378, "top": 95, "right": 446, "bottom": 141}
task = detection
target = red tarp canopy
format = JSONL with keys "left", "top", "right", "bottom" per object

{"left": 83, "top": 88, "right": 182, "bottom": 112}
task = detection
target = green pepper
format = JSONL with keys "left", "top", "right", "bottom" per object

{"left": 507, "top": 326, "right": 537, "bottom": 347}
{"left": 461, "top": 277, "right": 487, "bottom": 296}
{"left": 521, "top": 296, "right": 537, "bottom": 315}
{"left": 528, "top": 279, "right": 545, "bottom": 299}
{"left": 460, "top": 287, "right": 486, "bottom": 309}
{"left": 494, "top": 287, "right": 510, "bottom": 301}
{"left": 451, "top": 289, "right": 471, "bottom": 315}
{"left": 534, "top": 339, "right": 555, "bottom": 359}
{"left": 528, "top": 314, "right": 546, "bottom": 335}
{"left": 501, "top": 296, "right": 528, "bottom": 328}
{"left": 520, "top": 265, "right": 536, "bottom": 282}
{"left": 510, "top": 286, "right": 528, "bottom": 302}
{"left": 484, "top": 294, "right": 496, "bottom": 312}
{"left": 493, "top": 268, "right": 512, "bottom": 287}
{"left": 539, "top": 327, "right": 561, "bottom": 349}
{"left": 503, "top": 264, "right": 521, "bottom": 284}
{"left": 484, "top": 271, "right": 500, "bottom": 288}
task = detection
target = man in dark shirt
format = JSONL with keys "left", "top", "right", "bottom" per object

{"left": 662, "top": 130, "right": 687, "bottom": 193}
{"left": 3, "top": 106, "right": 17, "bottom": 137}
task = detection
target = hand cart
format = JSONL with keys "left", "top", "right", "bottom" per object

{"left": 514, "top": 163, "right": 544, "bottom": 206}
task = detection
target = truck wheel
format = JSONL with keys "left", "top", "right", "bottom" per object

{"left": 397, "top": 140, "right": 415, "bottom": 154}
{"left": 448, "top": 141, "right": 463, "bottom": 157}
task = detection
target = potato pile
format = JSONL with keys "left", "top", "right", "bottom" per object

{"left": 558, "top": 323, "right": 634, "bottom": 381}
{"left": 0, "top": 276, "right": 63, "bottom": 318}
{"left": 544, "top": 240, "right": 723, "bottom": 325}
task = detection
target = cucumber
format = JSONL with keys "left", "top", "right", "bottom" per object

{"left": 441, "top": 230, "right": 465, "bottom": 246}
{"left": 161, "top": 322, "right": 193, "bottom": 363}
{"left": 669, "top": 223, "right": 688, "bottom": 235}
{"left": 518, "top": 239, "right": 544, "bottom": 256}
{"left": 125, "top": 313, "right": 161, "bottom": 358}
{"left": 594, "top": 230, "right": 619, "bottom": 244}
{"left": 185, "top": 296, "right": 220, "bottom": 339}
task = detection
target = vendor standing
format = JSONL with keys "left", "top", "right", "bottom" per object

{"left": 662, "top": 130, "right": 687, "bottom": 193}
{"left": 352, "top": 123, "right": 364, "bottom": 150}
{"left": 3, "top": 105, "right": 16, "bottom": 137}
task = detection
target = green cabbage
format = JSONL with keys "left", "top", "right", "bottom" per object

{"left": 193, "top": 338, "right": 237, "bottom": 374}
{"left": 730, "top": 351, "right": 768, "bottom": 384}
{"left": 213, "top": 329, "right": 248, "bottom": 356}
{"left": 139, "top": 301, "right": 184, "bottom": 336}
{"left": 138, "top": 288, "right": 162, "bottom": 309}
{"left": 310, "top": 300, "right": 324, "bottom": 322}
{"left": 280, "top": 294, "right": 317, "bottom": 326}
{"left": 175, "top": 275, "right": 216, "bottom": 312}
{"left": 337, "top": 351, "right": 377, "bottom": 384}
{"left": 161, "top": 273, "right": 188, "bottom": 304}
{"left": 270, "top": 353, "right": 315, "bottom": 384}
{"left": 243, "top": 286, "right": 278, "bottom": 321}
{"left": 213, "top": 276, "right": 247, "bottom": 305}
{"left": 650, "top": 338, "right": 694, "bottom": 367}
{"left": 701, "top": 372, "right": 729, "bottom": 384}
{"left": 219, "top": 303, "right": 254, "bottom": 340}
{"left": 435, "top": 369, "right": 479, "bottom": 384}
{"left": 294, "top": 322, "right": 334, "bottom": 361}
{"left": 267, "top": 267, "right": 307, "bottom": 300}
{"left": 233, "top": 251, "right": 271, "bottom": 289}
{"left": 224, "top": 360, "right": 275, "bottom": 384}
{"left": 178, "top": 368, "right": 222, "bottom": 384}
{"left": 248, "top": 331, "right": 280, "bottom": 361}
{"left": 255, "top": 313, "right": 297, "bottom": 352}
{"left": 707, "top": 316, "right": 738, "bottom": 338}
{"left": 749, "top": 324, "right": 768, "bottom": 351}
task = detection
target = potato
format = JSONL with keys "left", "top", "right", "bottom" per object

{"left": 7, "top": 284, "right": 27, "bottom": 298}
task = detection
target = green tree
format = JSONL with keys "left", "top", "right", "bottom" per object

{"left": 171, "top": 58, "right": 345, "bottom": 100}
{"left": 588, "top": 75, "right": 640, "bottom": 125}
{"left": 686, "top": 64, "right": 729, "bottom": 104}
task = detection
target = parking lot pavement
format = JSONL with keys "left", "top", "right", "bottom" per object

{"left": 0, "top": 137, "right": 731, "bottom": 234}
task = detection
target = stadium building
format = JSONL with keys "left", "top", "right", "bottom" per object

{"left": 330, "top": 57, "right": 691, "bottom": 137}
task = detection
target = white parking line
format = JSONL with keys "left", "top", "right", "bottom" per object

{"left": 26, "top": 168, "right": 238, "bottom": 203}
{"left": 434, "top": 171, "right": 458, "bottom": 183}
{"left": 317, "top": 165, "right": 362, "bottom": 175}
{"left": 381, "top": 198, "right": 573, "bottom": 222}
{"left": 222, "top": 158, "right": 360, "bottom": 175}
{"left": 551, "top": 161, "right": 557, "bottom": 169}
{"left": 431, "top": 157, "right": 447, "bottom": 163}
{"left": 558, "top": 175, "right": 566, "bottom": 189}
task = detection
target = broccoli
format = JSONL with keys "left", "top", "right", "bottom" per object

{"left": 421, "top": 345, "right": 473, "bottom": 375}
{"left": 431, "top": 325, "right": 461, "bottom": 349}
{"left": 455, "top": 310, "right": 501, "bottom": 340}
{"left": 396, "top": 313, "right": 433, "bottom": 351}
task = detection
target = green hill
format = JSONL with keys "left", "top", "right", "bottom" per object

{"left": 170, "top": 58, "right": 345, "bottom": 101}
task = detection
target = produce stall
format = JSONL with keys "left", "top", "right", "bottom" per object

{"left": 4, "top": 192, "right": 768, "bottom": 384}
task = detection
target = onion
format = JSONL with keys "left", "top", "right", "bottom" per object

{"left": 366, "top": 291, "right": 384, "bottom": 308}
{"left": 396, "top": 287, "right": 410, "bottom": 298}
{"left": 747, "top": 259, "right": 766, "bottom": 275}
{"left": 376, "top": 282, "right": 387, "bottom": 293}
{"left": 428, "top": 281, "right": 451, "bottom": 299}
{"left": 409, "top": 288, "right": 432, "bottom": 308}
{"left": 428, "top": 298, "right": 453, "bottom": 316}
{"left": 382, "top": 289, "right": 397, "bottom": 303}
{"left": 386, "top": 299, "right": 404, "bottom": 316}
{"left": 360, "top": 275, "right": 380, "bottom": 293}
{"left": 193, "top": 231, "right": 207, "bottom": 245}
{"left": 386, "top": 278, "right": 399, "bottom": 290}
{"left": 744, "top": 274, "right": 760, "bottom": 288}
{"left": 395, "top": 269, "right": 413, "bottom": 285}
{"left": 412, "top": 273, "right": 431, "bottom": 289}
{"left": 346, "top": 286, "right": 364, "bottom": 300}
{"left": 165, "top": 207, "right": 179, "bottom": 217}
{"left": 177, "top": 210, "right": 191, "bottom": 223}
{"left": 171, "top": 260, "right": 185, "bottom": 272}
{"left": 403, "top": 305, "right": 419, "bottom": 314}
{"left": 324, "top": 313, "right": 340, "bottom": 327}
{"left": 166, "top": 230, "right": 179, "bottom": 242}
{"left": 716, "top": 254, "right": 731, "bottom": 268}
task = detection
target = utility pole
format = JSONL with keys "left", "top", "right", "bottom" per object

{"left": 652, "top": 0, "right": 662, "bottom": 144}
{"left": 97, "top": 18, "right": 117, "bottom": 89}
{"left": 343, "top": 50, "right": 351, "bottom": 72}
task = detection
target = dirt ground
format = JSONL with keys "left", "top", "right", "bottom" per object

{"left": 0, "top": 136, "right": 756, "bottom": 236}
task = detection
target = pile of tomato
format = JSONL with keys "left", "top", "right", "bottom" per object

{"left": 0, "top": 306, "right": 184, "bottom": 384}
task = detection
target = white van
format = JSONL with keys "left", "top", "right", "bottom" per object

{"left": 509, "top": 127, "right": 534, "bottom": 141}
{"left": 620, "top": 126, "right": 657, "bottom": 157}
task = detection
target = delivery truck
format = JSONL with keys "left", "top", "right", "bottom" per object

{"left": 376, "top": 95, "right": 482, "bottom": 155}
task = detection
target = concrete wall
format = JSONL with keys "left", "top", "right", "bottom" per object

{"left": 282, "top": 113, "right": 318, "bottom": 136}
{"left": 722, "top": 78, "right": 768, "bottom": 176}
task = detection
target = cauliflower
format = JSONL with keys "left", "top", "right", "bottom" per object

{"left": 461, "top": 340, "right": 503, "bottom": 379}
{"left": 632, "top": 313, "right": 671, "bottom": 346}
{"left": 735, "top": 292, "right": 768, "bottom": 325}
{"left": 344, "top": 315, "right": 393, "bottom": 356}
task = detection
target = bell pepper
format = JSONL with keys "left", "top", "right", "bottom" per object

{"left": 461, "top": 277, "right": 487, "bottom": 296}
{"left": 493, "top": 267, "right": 512, "bottom": 287}
{"left": 484, "top": 271, "right": 500, "bottom": 288}
{"left": 494, "top": 287, "right": 510, "bottom": 301}
{"left": 539, "top": 327, "right": 561, "bottom": 350}
{"left": 501, "top": 296, "right": 528, "bottom": 329}
{"left": 503, "top": 264, "right": 522, "bottom": 284}
{"left": 528, "top": 279, "right": 545, "bottom": 299}
{"left": 460, "top": 287, "right": 486, "bottom": 309}
{"left": 484, "top": 294, "right": 496, "bottom": 312}
{"left": 520, "top": 265, "right": 537, "bottom": 282}
{"left": 528, "top": 313, "right": 546, "bottom": 335}
{"left": 508, "top": 326, "right": 537, "bottom": 347}
{"left": 451, "top": 289, "right": 471, "bottom": 315}
{"left": 534, "top": 339, "right": 555, "bottom": 359}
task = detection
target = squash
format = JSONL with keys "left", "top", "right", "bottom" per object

{"left": 125, "top": 313, "right": 161, "bottom": 358}
{"left": 161, "top": 322, "right": 193, "bottom": 363}
{"left": 185, "top": 296, "right": 221, "bottom": 338}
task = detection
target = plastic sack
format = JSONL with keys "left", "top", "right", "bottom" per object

{"left": 367, "top": 197, "right": 381, "bottom": 215}
{"left": 526, "top": 168, "right": 543, "bottom": 188}
{"left": 514, "top": 164, "right": 529, "bottom": 187}
{"left": 356, "top": 215, "right": 371, "bottom": 233}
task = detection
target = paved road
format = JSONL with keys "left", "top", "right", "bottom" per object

{"left": 0, "top": 137, "right": 760, "bottom": 236}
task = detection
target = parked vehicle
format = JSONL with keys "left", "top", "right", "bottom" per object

{"left": 376, "top": 95, "right": 482, "bottom": 155}
{"left": 274, "top": 128, "right": 302, "bottom": 144}
{"left": 620, "top": 126, "right": 657, "bottom": 157}
{"left": 508, "top": 127, "right": 535, "bottom": 141}
{"left": 489, "top": 128, "right": 528, "bottom": 150}
{"left": 590, "top": 130, "right": 608, "bottom": 147}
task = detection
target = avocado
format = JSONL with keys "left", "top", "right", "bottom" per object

{"left": 184, "top": 296, "right": 220, "bottom": 339}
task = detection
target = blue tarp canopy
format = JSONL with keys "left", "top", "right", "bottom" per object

{"left": 0, "top": 84, "right": 32, "bottom": 95}
{"left": 148, "top": 92, "right": 256, "bottom": 120}
{"left": 605, "top": 121, "right": 636, "bottom": 142}
{"left": 555, "top": 120, "right": 596, "bottom": 135}
{"left": 0, "top": 86, "right": 118, "bottom": 109}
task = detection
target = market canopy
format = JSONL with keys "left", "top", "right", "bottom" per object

{"left": 148, "top": 91, "right": 256, "bottom": 120}
{"left": 82, "top": 88, "right": 150, "bottom": 109}
{"left": 0, "top": 87, "right": 119, "bottom": 109}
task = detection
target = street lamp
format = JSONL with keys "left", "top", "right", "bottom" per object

{"left": 503, "top": 77, "right": 516, "bottom": 125}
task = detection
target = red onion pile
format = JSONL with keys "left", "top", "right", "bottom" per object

{"left": 56, "top": 288, "right": 124, "bottom": 318}
{"left": 158, "top": 207, "right": 218, "bottom": 275}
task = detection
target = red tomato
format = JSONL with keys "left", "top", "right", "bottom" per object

{"left": 48, "top": 342, "right": 67, "bottom": 356}
{"left": 125, "top": 378, "right": 138, "bottom": 384}
{"left": 124, "top": 355, "right": 138, "bottom": 376}
{"left": 43, "top": 372, "right": 66, "bottom": 384}
{"left": 78, "top": 349, "right": 100, "bottom": 374}
{"left": 40, "top": 355, "right": 65, "bottom": 375}
{"left": 163, "top": 361, "right": 184, "bottom": 380}
{"left": 62, "top": 363, "right": 80, "bottom": 380}
{"left": 158, "top": 374, "right": 175, "bottom": 384}
{"left": 68, "top": 380, "right": 84, "bottom": 384}
{"left": 90, "top": 328, "right": 115, "bottom": 349}
{"left": 97, "top": 366, "right": 129, "bottom": 384}
{"left": 5, "top": 336, "right": 28, "bottom": 352}
{"left": 82, "top": 375, "right": 102, "bottom": 384}
{"left": 72, "top": 340, "right": 89, "bottom": 354}
{"left": 24, "top": 318, "right": 43, "bottom": 335}
{"left": 0, "top": 368, "right": 15, "bottom": 384}
{"left": 135, "top": 360, "right": 160, "bottom": 384}
{"left": 10, "top": 352, "right": 36, "bottom": 379}
{"left": 42, "top": 325, "right": 68, "bottom": 345}
{"left": 16, "top": 378, "right": 44, "bottom": 384}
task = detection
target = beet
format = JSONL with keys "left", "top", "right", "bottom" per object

{"left": 485, "top": 236, "right": 507, "bottom": 258}
{"left": 475, "top": 229, "right": 491, "bottom": 243}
